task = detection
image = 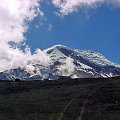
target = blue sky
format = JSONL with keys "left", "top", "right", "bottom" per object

{"left": 25, "top": 2, "right": 120, "bottom": 64}
{"left": 0, "top": 0, "right": 120, "bottom": 72}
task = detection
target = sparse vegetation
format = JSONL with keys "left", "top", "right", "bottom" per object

{"left": 0, "top": 77, "right": 120, "bottom": 120}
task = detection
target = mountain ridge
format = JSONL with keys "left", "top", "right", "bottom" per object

{"left": 0, "top": 45, "right": 120, "bottom": 80}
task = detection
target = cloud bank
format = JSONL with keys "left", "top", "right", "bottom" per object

{"left": 57, "top": 57, "right": 75, "bottom": 76}
{"left": 52, "top": 0, "right": 120, "bottom": 16}
{"left": 0, "top": 0, "right": 50, "bottom": 72}
{"left": 0, "top": 0, "right": 42, "bottom": 42}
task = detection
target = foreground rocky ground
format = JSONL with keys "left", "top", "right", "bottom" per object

{"left": 0, "top": 77, "right": 120, "bottom": 120}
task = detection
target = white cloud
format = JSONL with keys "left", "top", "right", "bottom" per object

{"left": 52, "top": 0, "right": 120, "bottom": 16}
{"left": 0, "top": 43, "right": 50, "bottom": 72}
{"left": 52, "top": 0, "right": 102, "bottom": 16}
{"left": 106, "top": 0, "right": 120, "bottom": 7}
{"left": 0, "top": 0, "right": 50, "bottom": 72}
{"left": 48, "top": 24, "right": 53, "bottom": 31}
{"left": 0, "top": 0, "right": 41, "bottom": 42}
{"left": 57, "top": 57, "right": 75, "bottom": 76}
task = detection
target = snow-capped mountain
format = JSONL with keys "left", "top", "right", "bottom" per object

{"left": 0, "top": 45, "right": 120, "bottom": 80}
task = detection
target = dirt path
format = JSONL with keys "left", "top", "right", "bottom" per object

{"left": 57, "top": 98, "right": 75, "bottom": 120}
{"left": 57, "top": 94, "right": 80, "bottom": 120}
{"left": 77, "top": 99, "right": 88, "bottom": 120}
{"left": 57, "top": 87, "right": 100, "bottom": 120}
{"left": 76, "top": 89, "right": 100, "bottom": 120}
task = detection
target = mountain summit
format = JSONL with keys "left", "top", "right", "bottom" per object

{"left": 0, "top": 45, "right": 120, "bottom": 80}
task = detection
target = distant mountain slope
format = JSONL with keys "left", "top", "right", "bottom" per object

{"left": 0, "top": 45, "right": 120, "bottom": 80}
